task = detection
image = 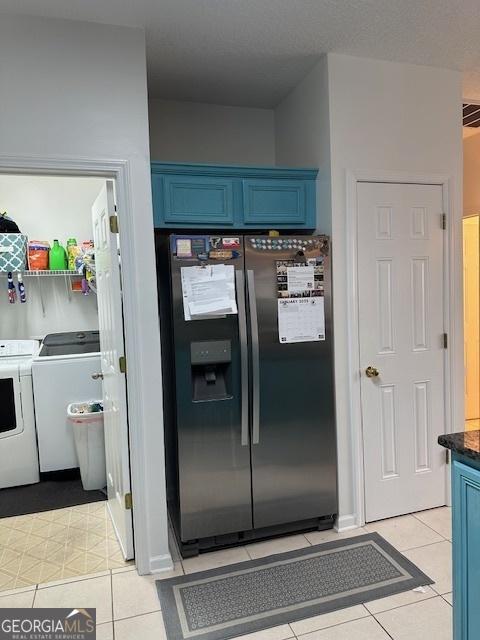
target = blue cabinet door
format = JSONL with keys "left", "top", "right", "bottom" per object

{"left": 160, "top": 175, "right": 235, "bottom": 226}
{"left": 452, "top": 457, "right": 480, "bottom": 640}
{"left": 242, "top": 179, "right": 310, "bottom": 226}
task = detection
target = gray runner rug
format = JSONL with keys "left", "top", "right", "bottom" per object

{"left": 157, "top": 532, "right": 433, "bottom": 640}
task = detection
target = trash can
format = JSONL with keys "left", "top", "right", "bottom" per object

{"left": 67, "top": 401, "right": 106, "bottom": 491}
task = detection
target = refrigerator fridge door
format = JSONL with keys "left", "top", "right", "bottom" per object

{"left": 245, "top": 236, "right": 337, "bottom": 529}
{"left": 168, "top": 235, "right": 253, "bottom": 541}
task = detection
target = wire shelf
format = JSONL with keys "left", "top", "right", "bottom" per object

{"left": 0, "top": 270, "right": 82, "bottom": 276}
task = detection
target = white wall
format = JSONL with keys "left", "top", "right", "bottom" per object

{"left": 328, "top": 54, "right": 463, "bottom": 526}
{"left": 464, "top": 133, "right": 480, "bottom": 215}
{"left": 274, "top": 55, "right": 331, "bottom": 232}
{"left": 0, "top": 175, "right": 102, "bottom": 241}
{"left": 275, "top": 53, "right": 463, "bottom": 528}
{"left": 0, "top": 14, "right": 169, "bottom": 573}
{"left": 149, "top": 99, "right": 275, "bottom": 164}
{"left": 0, "top": 175, "right": 103, "bottom": 340}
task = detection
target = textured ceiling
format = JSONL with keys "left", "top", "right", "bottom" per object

{"left": 2, "top": 0, "right": 480, "bottom": 107}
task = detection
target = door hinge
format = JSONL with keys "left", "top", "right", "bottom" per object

{"left": 441, "top": 213, "right": 447, "bottom": 230}
{"left": 443, "top": 333, "right": 448, "bottom": 349}
{"left": 109, "top": 215, "right": 119, "bottom": 234}
{"left": 119, "top": 356, "right": 127, "bottom": 373}
{"left": 445, "top": 449, "right": 450, "bottom": 465}
{"left": 124, "top": 492, "right": 133, "bottom": 510}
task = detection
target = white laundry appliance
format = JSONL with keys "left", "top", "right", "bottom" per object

{"left": 32, "top": 331, "right": 103, "bottom": 472}
{"left": 0, "top": 340, "right": 40, "bottom": 489}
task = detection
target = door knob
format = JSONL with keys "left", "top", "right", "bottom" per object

{"left": 365, "top": 366, "right": 379, "bottom": 378}
{"left": 92, "top": 372, "right": 104, "bottom": 380}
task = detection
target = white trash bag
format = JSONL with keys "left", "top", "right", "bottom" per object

{"left": 68, "top": 401, "right": 106, "bottom": 491}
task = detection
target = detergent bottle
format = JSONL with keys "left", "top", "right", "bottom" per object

{"left": 67, "top": 238, "right": 80, "bottom": 270}
{"left": 49, "top": 240, "right": 67, "bottom": 270}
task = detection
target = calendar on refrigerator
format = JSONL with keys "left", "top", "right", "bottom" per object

{"left": 276, "top": 258, "right": 326, "bottom": 344}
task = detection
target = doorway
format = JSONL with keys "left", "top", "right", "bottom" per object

{"left": 0, "top": 174, "right": 133, "bottom": 590}
{"left": 356, "top": 181, "right": 447, "bottom": 523}
{"left": 463, "top": 215, "right": 480, "bottom": 430}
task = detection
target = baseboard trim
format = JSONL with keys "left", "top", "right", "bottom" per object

{"left": 149, "top": 553, "right": 174, "bottom": 574}
{"left": 335, "top": 514, "right": 360, "bottom": 532}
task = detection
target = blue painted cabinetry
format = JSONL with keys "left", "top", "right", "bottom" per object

{"left": 151, "top": 162, "right": 318, "bottom": 229}
{"left": 452, "top": 453, "right": 480, "bottom": 640}
{"left": 161, "top": 175, "right": 235, "bottom": 226}
{"left": 242, "top": 178, "right": 308, "bottom": 225}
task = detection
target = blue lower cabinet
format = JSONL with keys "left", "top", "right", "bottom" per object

{"left": 151, "top": 163, "right": 318, "bottom": 229}
{"left": 452, "top": 455, "right": 480, "bottom": 639}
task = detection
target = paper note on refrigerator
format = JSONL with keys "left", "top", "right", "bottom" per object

{"left": 286, "top": 266, "right": 315, "bottom": 293}
{"left": 277, "top": 297, "right": 325, "bottom": 343}
{"left": 180, "top": 264, "right": 237, "bottom": 321}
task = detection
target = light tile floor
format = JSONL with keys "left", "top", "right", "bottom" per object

{"left": 0, "top": 506, "right": 453, "bottom": 640}
{"left": 0, "top": 502, "right": 132, "bottom": 591}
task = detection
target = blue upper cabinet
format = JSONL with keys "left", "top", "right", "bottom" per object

{"left": 162, "top": 175, "right": 235, "bottom": 226}
{"left": 242, "top": 178, "right": 308, "bottom": 226}
{"left": 151, "top": 162, "right": 318, "bottom": 229}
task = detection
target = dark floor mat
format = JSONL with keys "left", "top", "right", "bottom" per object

{"left": 157, "top": 532, "right": 433, "bottom": 640}
{"left": 0, "top": 469, "right": 106, "bottom": 518}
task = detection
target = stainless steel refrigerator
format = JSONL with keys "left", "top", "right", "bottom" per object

{"left": 156, "top": 233, "right": 337, "bottom": 557}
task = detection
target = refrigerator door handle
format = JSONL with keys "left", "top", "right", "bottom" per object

{"left": 236, "top": 270, "right": 249, "bottom": 446}
{"left": 247, "top": 269, "right": 260, "bottom": 445}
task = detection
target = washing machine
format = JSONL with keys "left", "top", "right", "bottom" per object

{"left": 0, "top": 340, "right": 40, "bottom": 489}
{"left": 32, "top": 331, "right": 102, "bottom": 472}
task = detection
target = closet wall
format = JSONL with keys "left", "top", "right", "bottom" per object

{"left": 0, "top": 175, "right": 103, "bottom": 340}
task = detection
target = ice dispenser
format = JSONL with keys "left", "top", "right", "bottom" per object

{"left": 190, "top": 340, "right": 232, "bottom": 401}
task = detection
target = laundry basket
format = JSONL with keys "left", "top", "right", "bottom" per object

{"left": 67, "top": 401, "right": 106, "bottom": 491}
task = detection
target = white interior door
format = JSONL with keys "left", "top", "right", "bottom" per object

{"left": 92, "top": 181, "right": 134, "bottom": 559}
{"left": 358, "top": 182, "right": 446, "bottom": 523}
{"left": 463, "top": 216, "right": 480, "bottom": 423}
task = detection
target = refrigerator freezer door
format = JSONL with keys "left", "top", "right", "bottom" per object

{"left": 169, "top": 236, "right": 253, "bottom": 541}
{"left": 245, "top": 236, "right": 337, "bottom": 529}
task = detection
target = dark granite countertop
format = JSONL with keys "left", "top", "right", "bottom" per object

{"left": 438, "top": 430, "right": 480, "bottom": 461}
